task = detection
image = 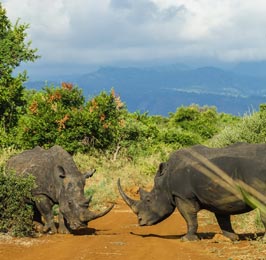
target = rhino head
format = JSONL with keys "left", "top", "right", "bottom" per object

{"left": 57, "top": 167, "right": 113, "bottom": 230}
{"left": 117, "top": 178, "right": 175, "bottom": 226}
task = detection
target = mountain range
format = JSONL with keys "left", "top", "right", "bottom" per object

{"left": 25, "top": 62, "right": 266, "bottom": 116}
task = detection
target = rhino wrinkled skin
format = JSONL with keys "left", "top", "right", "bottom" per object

{"left": 118, "top": 143, "right": 266, "bottom": 241}
{"left": 6, "top": 145, "right": 113, "bottom": 234}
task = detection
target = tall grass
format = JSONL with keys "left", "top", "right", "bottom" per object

{"left": 73, "top": 150, "right": 166, "bottom": 209}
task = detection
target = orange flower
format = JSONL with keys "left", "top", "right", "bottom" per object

{"left": 115, "top": 96, "right": 124, "bottom": 109}
{"left": 49, "top": 91, "right": 62, "bottom": 102}
{"left": 103, "top": 123, "right": 109, "bottom": 129}
{"left": 29, "top": 100, "right": 38, "bottom": 114}
{"left": 100, "top": 114, "right": 106, "bottom": 121}
{"left": 111, "top": 88, "right": 116, "bottom": 98}
{"left": 56, "top": 114, "right": 70, "bottom": 131}
{"left": 61, "top": 82, "right": 73, "bottom": 90}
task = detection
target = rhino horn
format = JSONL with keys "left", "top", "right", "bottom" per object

{"left": 81, "top": 204, "right": 114, "bottom": 222}
{"left": 84, "top": 169, "right": 96, "bottom": 179}
{"left": 79, "top": 195, "right": 93, "bottom": 207}
{"left": 117, "top": 178, "right": 138, "bottom": 214}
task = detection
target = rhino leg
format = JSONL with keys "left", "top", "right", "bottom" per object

{"left": 32, "top": 204, "right": 45, "bottom": 233}
{"left": 259, "top": 209, "right": 266, "bottom": 241}
{"left": 35, "top": 195, "right": 57, "bottom": 234}
{"left": 175, "top": 197, "right": 200, "bottom": 241}
{"left": 215, "top": 213, "right": 239, "bottom": 241}
{"left": 57, "top": 211, "right": 70, "bottom": 234}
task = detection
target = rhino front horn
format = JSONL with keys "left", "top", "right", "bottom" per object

{"left": 82, "top": 204, "right": 114, "bottom": 222}
{"left": 117, "top": 178, "right": 138, "bottom": 214}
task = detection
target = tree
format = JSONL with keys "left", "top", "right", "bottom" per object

{"left": 0, "top": 4, "right": 39, "bottom": 130}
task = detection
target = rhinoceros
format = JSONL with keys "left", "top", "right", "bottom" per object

{"left": 118, "top": 143, "right": 266, "bottom": 241}
{"left": 6, "top": 145, "right": 113, "bottom": 234}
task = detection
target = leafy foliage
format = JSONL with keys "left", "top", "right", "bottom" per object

{"left": 0, "top": 4, "right": 39, "bottom": 131}
{"left": 167, "top": 105, "right": 220, "bottom": 144}
{"left": 209, "top": 104, "right": 266, "bottom": 147}
{"left": 16, "top": 85, "right": 127, "bottom": 153}
{"left": 0, "top": 168, "right": 35, "bottom": 236}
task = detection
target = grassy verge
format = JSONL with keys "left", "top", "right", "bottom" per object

{"left": 73, "top": 151, "right": 165, "bottom": 210}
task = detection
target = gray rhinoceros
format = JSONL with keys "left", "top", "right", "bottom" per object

{"left": 118, "top": 143, "right": 266, "bottom": 241}
{"left": 6, "top": 145, "right": 113, "bottom": 234}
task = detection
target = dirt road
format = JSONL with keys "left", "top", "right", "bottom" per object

{"left": 1, "top": 202, "right": 266, "bottom": 260}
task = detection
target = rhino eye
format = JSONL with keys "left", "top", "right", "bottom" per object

{"left": 146, "top": 196, "right": 151, "bottom": 203}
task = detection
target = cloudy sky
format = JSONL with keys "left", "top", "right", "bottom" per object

{"left": 3, "top": 0, "right": 266, "bottom": 79}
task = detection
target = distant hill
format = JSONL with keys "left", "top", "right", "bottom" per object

{"left": 25, "top": 63, "right": 266, "bottom": 116}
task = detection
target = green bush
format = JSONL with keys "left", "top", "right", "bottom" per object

{"left": 159, "top": 127, "right": 200, "bottom": 147}
{"left": 84, "top": 89, "right": 127, "bottom": 151}
{"left": 169, "top": 105, "right": 220, "bottom": 141}
{"left": 15, "top": 85, "right": 128, "bottom": 154}
{"left": 209, "top": 106, "right": 266, "bottom": 147}
{"left": 16, "top": 83, "right": 85, "bottom": 151}
{"left": 0, "top": 168, "right": 35, "bottom": 236}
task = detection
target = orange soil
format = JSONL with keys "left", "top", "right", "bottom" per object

{"left": 0, "top": 201, "right": 266, "bottom": 260}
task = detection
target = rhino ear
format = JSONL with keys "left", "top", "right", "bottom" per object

{"left": 57, "top": 166, "right": 66, "bottom": 178}
{"left": 84, "top": 169, "right": 96, "bottom": 179}
{"left": 157, "top": 162, "right": 166, "bottom": 176}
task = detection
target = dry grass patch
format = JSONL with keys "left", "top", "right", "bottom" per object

{"left": 73, "top": 152, "right": 161, "bottom": 210}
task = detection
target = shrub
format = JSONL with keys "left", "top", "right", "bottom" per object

{"left": 84, "top": 89, "right": 126, "bottom": 151}
{"left": 169, "top": 105, "right": 220, "bottom": 141}
{"left": 15, "top": 85, "right": 128, "bottom": 154}
{"left": 0, "top": 168, "right": 35, "bottom": 236}
{"left": 209, "top": 106, "right": 266, "bottom": 147}
{"left": 119, "top": 112, "right": 159, "bottom": 150}
{"left": 16, "top": 83, "right": 85, "bottom": 151}
{"left": 159, "top": 127, "right": 200, "bottom": 147}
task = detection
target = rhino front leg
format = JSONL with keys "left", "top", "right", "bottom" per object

{"left": 57, "top": 211, "right": 70, "bottom": 234}
{"left": 35, "top": 195, "right": 57, "bottom": 234}
{"left": 175, "top": 197, "right": 200, "bottom": 241}
{"left": 215, "top": 213, "right": 239, "bottom": 241}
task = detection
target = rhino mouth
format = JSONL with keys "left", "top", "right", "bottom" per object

{"left": 69, "top": 221, "right": 87, "bottom": 230}
{"left": 138, "top": 213, "right": 170, "bottom": 226}
{"left": 139, "top": 219, "right": 160, "bottom": 226}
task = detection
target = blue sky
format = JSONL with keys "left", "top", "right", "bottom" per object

{"left": 3, "top": 0, "right": 266, "bottom": 79}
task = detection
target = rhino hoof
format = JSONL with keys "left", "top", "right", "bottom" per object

{"left": 222, "top": 231, "right": 239, "bottom": 241}
{"left": 58, "top": 227, "right": 70, "bottom": 234}
{"left": 181, "top": 234, "right": 199, "bottom": 242}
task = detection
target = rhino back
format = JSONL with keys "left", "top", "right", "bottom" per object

{"left": 48, "top": 145, "right": 81, "bottom": 177}
{"left": 6, "top": 146, "right": 58, "bottom": 200}
{"left": 163, "top": 144, "right": 266, "bottom": 213}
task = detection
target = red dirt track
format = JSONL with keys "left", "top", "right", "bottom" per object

{"left": 1, "top": 201, "right": 266, "bottom": 260}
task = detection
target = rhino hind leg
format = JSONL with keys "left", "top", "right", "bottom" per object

{"left": 175, "top": 197, "right": 200, "bottom": 241}
{"left": 35, "top": 195, "right": 57, "bottom": 234}
{"left": 259, "top": 209, "right": 266, "bottom": 241}
{"left": 215, "top": 213, "right": 239, "bottom": 241}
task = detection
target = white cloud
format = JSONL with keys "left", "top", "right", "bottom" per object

{"left": 3, "top": 0, "right": 266, "bottom": 76}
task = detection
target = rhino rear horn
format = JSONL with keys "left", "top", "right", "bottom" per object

{"left": 117, "top": 178, "right": 138, "bottom": 214}
{"left": 84, "top": 169, "right": 96, "bottom": 178}
{"left": 79, "top": 195, "right": 93, "bottom": 207}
